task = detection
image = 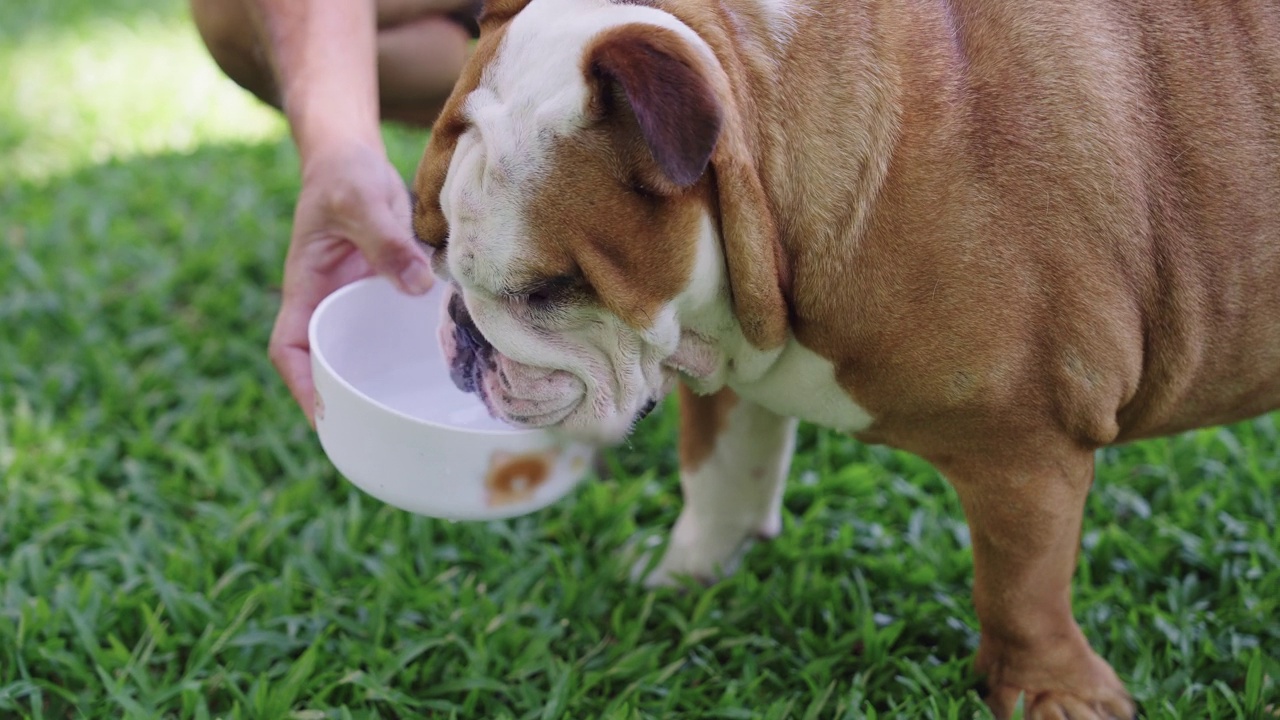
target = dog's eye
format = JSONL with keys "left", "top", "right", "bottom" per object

{"left": 526, "top": 286, "right": 556, "bottom": 306}
{"left": 511, "top": 274, "right": 580, "bottom": 310}
{"left": 629, "top": 181, "right": 659, "bottom": 200}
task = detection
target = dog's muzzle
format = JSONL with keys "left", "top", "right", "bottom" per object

{"left": 442, "top": 289, "right": 659, "bottom": 431}
{"left": 447, "top": 291, "right": 495, "bottom": 396}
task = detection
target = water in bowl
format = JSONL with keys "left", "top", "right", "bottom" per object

{"left": 353, "top": 360, "right": 518, "bottom": 432}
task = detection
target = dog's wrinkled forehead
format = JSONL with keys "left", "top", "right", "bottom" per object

{"left": 474, "top": 0, "right": 709, "bottom": 147}
{"left": 439, "top": 0, "right": 711, "bottom": 292}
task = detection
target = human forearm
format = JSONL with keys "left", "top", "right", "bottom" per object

{"left": 245, "top": 0, "right": 383, "bottom": 159}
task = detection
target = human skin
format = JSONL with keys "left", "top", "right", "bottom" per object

{"left": 190, "top": 0, "right": 473, "bottom": 423}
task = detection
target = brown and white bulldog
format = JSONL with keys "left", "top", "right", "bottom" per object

{"left": 410, "top": 0, "right": 1280, "bottom": 716}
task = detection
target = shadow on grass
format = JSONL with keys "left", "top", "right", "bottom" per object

{"left": 1, "top": 124, "right": 434, "bottom": 405}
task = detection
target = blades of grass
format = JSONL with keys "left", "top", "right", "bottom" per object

{"left": 1212, "top": 680, "right": 1248, "bottom": 718}
{"left": 93, "top": 663, "right": 153, "bottom": 718}
{"left": 539, "top": 662, "right": 573, "bottom": 720}
{"left": 117, "top": 601, "right": 165, "bottom": 701}
{"left": 1245, "top": 649, "right": 1264, "bottom": 711}
{"left": 800, "top": 680, "right": 837, "bottom": 720}
{"left": 182, "top": 589, "right": 261, "bottom": 684}
{"left": 1010, "top": 692, "right": 1027, "bottom": 720}
{"left": 0, "top": 680, "right": 39, "bottom": 715}
{"left": 261, "top": 629, "right": 327, "bottom": 719}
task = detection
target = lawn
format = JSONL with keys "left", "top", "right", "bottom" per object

{"left": 1, "top": 1, "right": 1277, "bottom": 718}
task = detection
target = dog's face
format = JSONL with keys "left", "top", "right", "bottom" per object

{"left": 412, "top": 0, "right": 788, "bottom": 442}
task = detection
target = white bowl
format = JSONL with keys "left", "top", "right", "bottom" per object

{"left": 308, "top": 276, "right": 593, "bottom": 521}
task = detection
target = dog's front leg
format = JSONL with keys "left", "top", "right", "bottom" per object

{"left": 939, "top": 443, "right": 1136, "bottom": 720}
{"left": 639, "top": 384, "right": 797, "bottom": 587}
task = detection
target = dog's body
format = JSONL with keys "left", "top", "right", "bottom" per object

{"left": 412, "top": 0, "right": 1280, "bottom": 716}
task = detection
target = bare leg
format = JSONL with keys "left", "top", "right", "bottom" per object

{"left": 640, "top": 385, "right": 798, "bottom": 586}
{"left": 938, "top": 444, "right": 1135, "bottom": 719}
{"left": 189, "top": 0, "right": 472, "bottom": 128}
{"left": 375, "top": 14, "right": 473, "bottom": 126}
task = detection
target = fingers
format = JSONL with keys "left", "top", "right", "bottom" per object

{"left": 274, "top": 143, "right": 438, "bottom": 425}
{"left": 271, "top": 240, "right": 380, "bottom": 427}
{"left": 352, "top": 200, "right": 435, "bottom": 295}
{"left": 271, "top": 345, "right": 318, "bottom": 429}
{"left": 269, "top": 301, "right": 319, "bottom": 428}
{"left": 310, "top": 150, "right": 435, "bottom": 296}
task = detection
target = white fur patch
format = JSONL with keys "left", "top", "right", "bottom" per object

{"left": 676, "top": 214, "right": 874, "bottom": 433}
{"left": 641, "top": 401, "right": 798, "bottom": 585}
{"left": 733, "top": 343, "right": 874, "bottom": 433}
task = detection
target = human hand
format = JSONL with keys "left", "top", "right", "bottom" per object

{"left": 268, "top": 141, "right": 434, "bottom": 426}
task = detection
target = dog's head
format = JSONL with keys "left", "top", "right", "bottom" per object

{"left": 412, "top": 0, "right": 789, "bottom": 442}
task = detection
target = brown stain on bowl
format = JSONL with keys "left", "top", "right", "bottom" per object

{"left": 484, "top": 448, "right": 557, "bottom": 507}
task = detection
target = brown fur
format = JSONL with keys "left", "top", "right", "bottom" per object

{"left": 413, "top": 0, "right": 1280, "bottom": 716}
{"left": 677, "top": 1, "right": 1277, "bottom": 715}
{"left": 668, "top": 0, "right": 1280, "bottom": 456}
{"left": 677, "top": 384, "right": 739, "bottom": 471}
{"left": 523, "top": 128, "right": 708, "bottom": 328}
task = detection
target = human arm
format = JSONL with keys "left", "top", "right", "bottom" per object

{"left": 249, "top": 0, "right": 435, "bottom": 426}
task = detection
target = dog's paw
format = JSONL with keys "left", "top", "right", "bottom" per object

{"left": 986, "top": 684, "right": 1135, "bottom": 720}
{"left": 634, "top": 538, "right": 745, "bottom": 589}
{"left": 982, "top": 649, "right": 1135, "bottom": 720}
{"left": 625, "top": 532, "right": 747, "bottom": 589}
{"left": 626, "top": 509, "right": 777, "bottom": 588}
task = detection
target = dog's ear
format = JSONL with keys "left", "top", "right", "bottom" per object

{"left": 707, "top": 101, "right": 791, "bottom": 349}
{"left": 584, "top": 25, "right": 723, "bottom": 188}
{"left": 690, "top": 23, "right": 791, "bottom": 349}
{"left": 585, "top": 23, "right": 789, "bottom": 348}
{"left": 583, "top": 24, "right": 789, "bottom": 348}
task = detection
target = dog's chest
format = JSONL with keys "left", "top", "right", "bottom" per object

{"left": 730, "top": 339, "right": 873, "bottom": 432}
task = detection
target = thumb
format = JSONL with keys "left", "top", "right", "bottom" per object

{"left": 356, "top": 210, "right": 435, "bottom": 295}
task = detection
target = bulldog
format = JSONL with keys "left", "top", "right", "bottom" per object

{"left": 410, "top": 0, "right": 1280, "bottom": 716}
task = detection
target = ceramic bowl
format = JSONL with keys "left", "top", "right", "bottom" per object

{"left": 308, "top": 276, "right": 593, "bottom": 521}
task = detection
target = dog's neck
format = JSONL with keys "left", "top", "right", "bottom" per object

{"left": 666, "top": 0, "right": 904, "bottom": 259}
{"left": 665, "top": 214, "right": 786, "bottom": 394}
{"left": 652, "top": 0, "right": 908, "bottom": 391}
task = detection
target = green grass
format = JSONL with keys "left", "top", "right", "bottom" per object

{"left": 1, "top": 1, "right": 1278, "bottom": 718}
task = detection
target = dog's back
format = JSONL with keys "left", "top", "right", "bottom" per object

{"left": 1095, "top": 1, "right": 1280, "bottom": 440}
{"left": 751, "top": 0, "right": 1280, "bottom": 448}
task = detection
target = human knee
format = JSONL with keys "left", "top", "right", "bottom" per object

{"left": 189, "top": 0, "right": 281, "bottom": 108}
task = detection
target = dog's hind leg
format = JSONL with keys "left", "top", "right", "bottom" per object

{"left": 939, "top": 441, "right": 1135, "bottom": 720}
{"left": 637, "top": 384, "right": 797, "bottom": 587}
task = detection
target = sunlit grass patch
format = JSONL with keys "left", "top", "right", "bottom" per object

{"left": 0, "top": 11, "right": 284, "bottom": 183}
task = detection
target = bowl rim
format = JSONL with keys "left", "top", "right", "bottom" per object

{"left": 308, "top": 276, "right": 536, "bottom": 438}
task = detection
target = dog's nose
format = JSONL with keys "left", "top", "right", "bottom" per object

{"left": 636, "top": 397, "right": 659, "bottom": 422}
{"left": 448, "top": 291, "right": 493, "bottom": 354}
{"left": 446, "top": 290, "right": 495, "bottom": 395}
